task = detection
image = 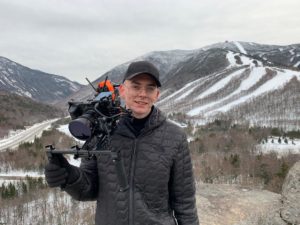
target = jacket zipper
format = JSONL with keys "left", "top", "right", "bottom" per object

{"left": 129, "top": 139, "right": 137, "bottom": 225}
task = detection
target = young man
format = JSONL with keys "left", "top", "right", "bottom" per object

{"left": 45, "top": 61, "right": 199, "bottom": 225}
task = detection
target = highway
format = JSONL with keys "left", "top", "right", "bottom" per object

{"left": 0, "top": 119, "right": 58, "bottom": 151}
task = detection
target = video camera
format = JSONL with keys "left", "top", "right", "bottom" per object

{"left": 45, "top": 77, "right": 129, "bottom": 191}
{"left": 68, "top": 78, "right": 123, "bottom": 141}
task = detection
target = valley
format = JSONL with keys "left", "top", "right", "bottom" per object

{"left": 0, "top": 41, "right": 300, "bottom": 225}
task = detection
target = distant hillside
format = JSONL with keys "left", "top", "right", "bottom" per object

{"left": 59, "top": 41, "right": 300, "bottom": 130}
{"left": 0, "top": 90, "right": 64, "bottom": 138}
{"left": 0, "top": 56, "right": 83, "bottom": 103}
{"left": 55, "top": 49, "right": 197, "bottom": 108}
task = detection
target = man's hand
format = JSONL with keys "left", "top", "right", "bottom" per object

{"left": 44, "top": 154, "right": 79, "bottom": 188}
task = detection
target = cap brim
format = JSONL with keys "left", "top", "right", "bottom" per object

{"left": 124, "top": 72, "right": 161, "bottom": 87}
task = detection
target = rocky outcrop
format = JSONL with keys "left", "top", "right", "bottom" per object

{"left": 196, "top": 160, "right": 300, "bottom": 225}
{"left": 281, "top": 160, "right": 300, "bottom": 224}
{"left": 196, "top": 184, "right": 284, "bottom": 225}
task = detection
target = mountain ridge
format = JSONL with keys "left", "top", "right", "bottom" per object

{"left": 0, "top": 90, "right": 64, "bottom": 138}
{"left": 62, "top": 41, "right": 299, "bottom": 130}
{"left": 1, "top": 41, "right": 299, "bottom": 130}
{"left": 0, "top": 56, "right": 83, "bottom": 103}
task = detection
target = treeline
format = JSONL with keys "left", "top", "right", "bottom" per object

{"left": 0, "top": 123, "right": 76, "bottom": 172}
{"left": 0, "top": 188, "right": 96, "bottom": 225}
{"left": 1, "top": 176, "right": 46, "bottom": 199}
{"left": 162, "top": 68, "right": 300, "bottom": 131}
{"left": 0, "top": 90, "right": 65, "bottom": 138}
{"left": 0, "top": 122, "right": 96, "bottom": 224}
{"left": 220, "top": 76, "right": 300, "bottom": 131}
{"left": 188, "top": 120, "right": 300, "bottom": 193}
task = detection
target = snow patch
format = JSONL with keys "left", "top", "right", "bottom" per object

{"left": 213, "top": 69, "right": 300, "bottom": 113}
{"left": 188, "top": 67, "right": 267, "bottom": 115}
{"left": 233, "top": 41, "right": 247, "bottom": 54}
{"left": 0, "top": 119, "right": 59, "bottom": 150}
{"left": 256, "top": 137, "right": 300, "bottom": 156}
{"left": 22, "top": 91, "right": 32, "bottom": 98}
{"left": 7, "top": 68, "right": 14, "bottom": 73}
{"left": 226, "top": 51, "right": 262, "bottom": 68}
{"left": 54, "top": 77, "right": 67, "bottom": 83}
{"left": 168, "top": 119, "right": 187, "bottom": 128}
{"left": 294, "top": 61, "right": 300, "bottom": 67}
{"left": 158, "top": 75, "right": 210, "bottom": 104}
{"left": 56, "top": 124, "right": 83, "bottom": 167}
{"left": 0, "top": 170, "right": 43, "bottom": 178}
{"left": 226, "top": 51, "right": 238, "bottom": 66}
{"left": 195, "top": 68, "right": 246, "bottom": 101}
{"left": 289, "top": 49, "right": 295, "bottom": 55}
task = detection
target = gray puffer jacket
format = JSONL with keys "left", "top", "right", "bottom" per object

{"left": 64, "top": 107, "right": 199, "bottom": 225}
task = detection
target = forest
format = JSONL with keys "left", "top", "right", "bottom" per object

{"left": 0, "top": 118, "right": 299, "bottom": 224}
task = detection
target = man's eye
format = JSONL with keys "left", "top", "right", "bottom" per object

{"left": 147, "top": 87, "right": 155, "bottom": 92}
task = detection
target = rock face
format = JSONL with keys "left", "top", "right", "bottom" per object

{"left": 196, "top": 184, "right": 284, "bottom": 225}
{"left": 281, "top": 160, "right": 300, "bottom": 225}
{"left": 195, "top": 160, "right": 300, "bottom": 225}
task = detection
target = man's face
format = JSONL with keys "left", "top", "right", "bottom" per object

{"left": 119, "top": 74, "right": 160, "bottom": 119}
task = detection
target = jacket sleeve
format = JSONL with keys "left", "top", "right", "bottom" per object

{"left": 63, "top": 157, "right": 99, "bottom": 201}
{"left": 169, "top": 133, "right": 199, "bottom": 225}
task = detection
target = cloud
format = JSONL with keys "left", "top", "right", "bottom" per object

{"left": 0, "top": 0, "right": 300, "bottom": 83}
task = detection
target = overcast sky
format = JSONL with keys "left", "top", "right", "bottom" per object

{"left": 1, "top": 0, "right": 299, "bottom": 84}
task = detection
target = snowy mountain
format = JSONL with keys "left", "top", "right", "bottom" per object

{"left": 0, "top": 57, "right": 83, "bottom": 103}
{"left": 157, "top": 52, "right": 300, "bottom": 130}
{"left": 155, "top": 42, "right": 300, "bottom": 130}
{"left": 209, "top": 41, "right": 300, "bottom": 68}
{"left": 61, "top": 41, "right": 300, "bottom": 130}
{"left": 59, "top": 49, "right": 198, "bottom": 106}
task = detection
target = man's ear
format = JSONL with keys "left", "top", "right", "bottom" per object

{"left": 119, "top": 84, "right": 125, "bottom": 99}
{"left": 154, "top": 88, "right": 160, "bottom": 102}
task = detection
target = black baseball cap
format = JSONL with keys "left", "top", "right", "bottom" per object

{"left": 123, "top": 61, "right": 161, "bottom": 87}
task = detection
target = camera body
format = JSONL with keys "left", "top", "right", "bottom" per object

{"left": 68, "top": 80, "right": 123, "bottom": 141}
{"left": 46, "top": 79, "right": 129, "bottom": 189}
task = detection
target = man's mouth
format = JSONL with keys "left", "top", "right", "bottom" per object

{"left": 135, "top": 101, "right": 147, "bottom": 105}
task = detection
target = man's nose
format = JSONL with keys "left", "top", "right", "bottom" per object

{"left": 138, "top": 87, "right": 148, "bottom": 96}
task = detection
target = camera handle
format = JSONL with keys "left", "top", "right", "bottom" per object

{"left": 45, "top": 145, "right": 129, "bottom": 191}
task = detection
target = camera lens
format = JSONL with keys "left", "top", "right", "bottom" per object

{"left": 69, "top": 117, "right": 92, "bottom": 140}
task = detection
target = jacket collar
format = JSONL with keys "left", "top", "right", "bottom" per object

{"left": 115, "top": 106, "right": 166, "bottom": 137}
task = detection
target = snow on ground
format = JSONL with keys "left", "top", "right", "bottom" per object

{"left": 174, "top": 77, "right": 209, "bottom": 102}
{"left": 56, "top": 123, "right": 73, "bottom": 137}
{"left": 0, "top": 122, "right": 81, "bottom": 180}
{"left": 226, "top": 51, "right": 262, "bottom": 68}
{"left": 1, "top": 120, "right": 299, "bottom": 183}
{"left": 168, "top": 119, "right": 187, "bottom": 128}
{"left": 0, "top": 119, "right": 59, "bottom": 179}
{"left": 158, "top": 75, "right": 209, "bottom": 104}
{"left": 226, "top": 51, "right": 238, "bottom": 66}
{"left": 1, "top": 188, "right": 96, "bottom": 225}
{"left": 0, "top": 169, "right": 44, "bottom": 186}
{"left": 256, "top": 138, "right": 300, "bottom": 156}
{"left": 0, "top": 118, "right": 59, "bottom": 150}
{"left": 200, "top": 68, "right": 300, "bottom": 114}
{"left": 57, "top": 124, "right": 83, "bottom": 167}
{"left": 233, "top": 41, "right": 247, "bottom": 54}
{"left": 188, "top": 67, "right": 267, "bottom": 115}
{"left": 289, "top": 48, "right": 295, "bottom": 55}
{"left": 195, "top": 68, "right": 246, "bottom": 101}
{"left": 0, "top": 178, "right": 21, "bottom": 186}
{"left": 0, "top": 170, "right": 43, "bottom": 177}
